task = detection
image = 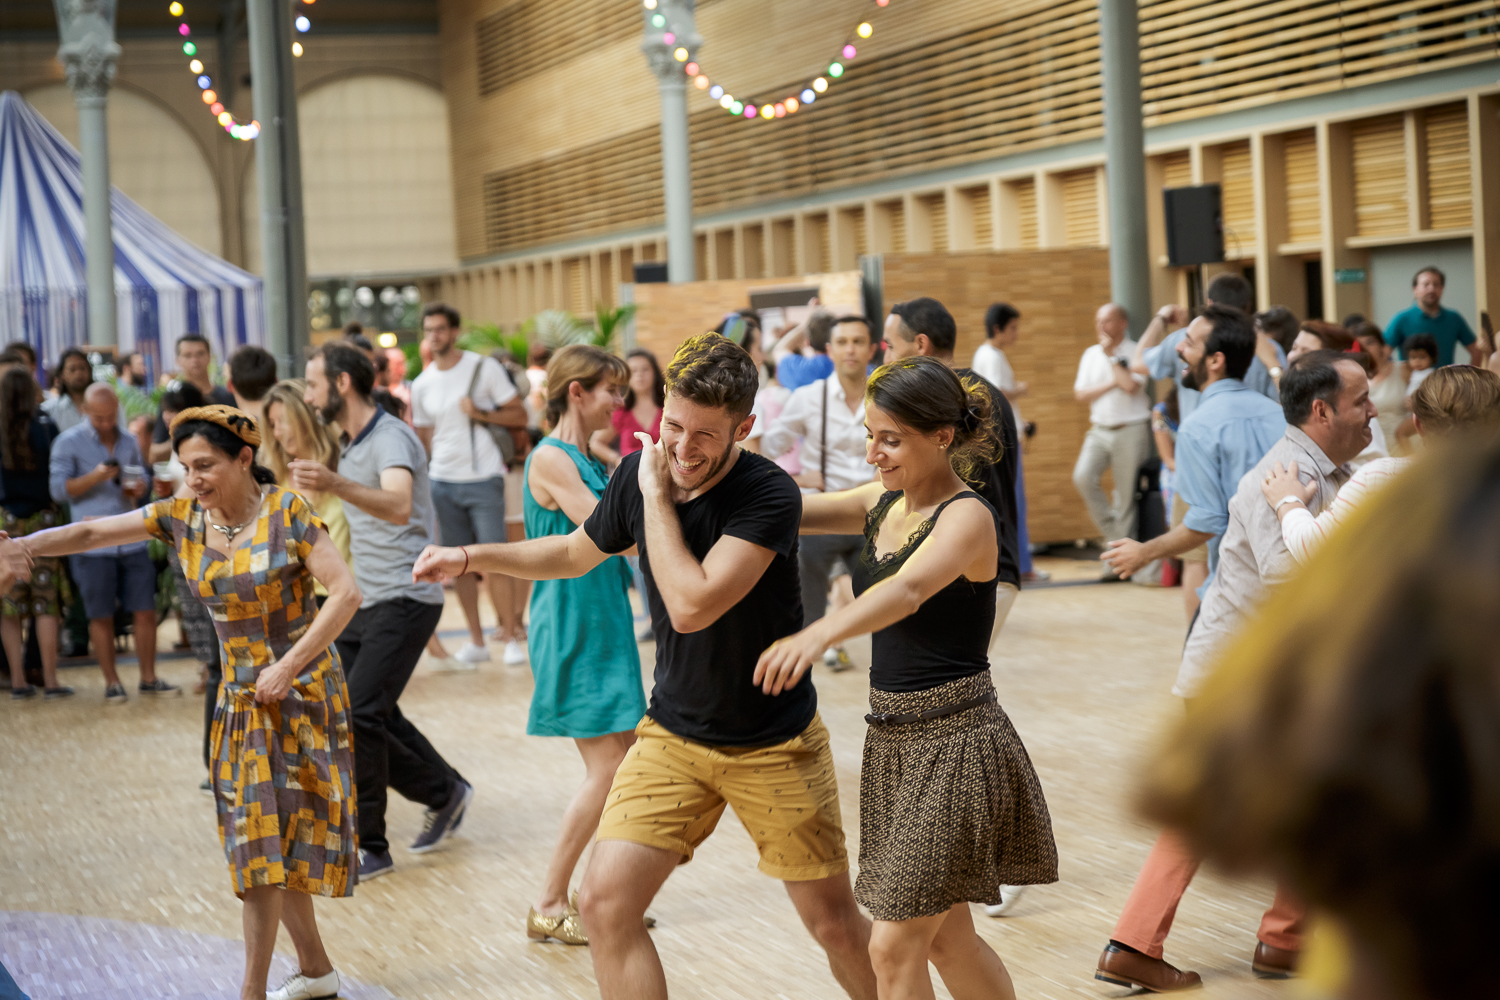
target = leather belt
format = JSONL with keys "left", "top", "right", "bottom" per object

{"left": 865, "top": 690, "right": 997, "bottom": 727}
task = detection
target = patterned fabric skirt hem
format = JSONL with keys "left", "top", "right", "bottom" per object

{"left": 855, "top": 671, "right": 1058, "bottom": 922}
{"left": 211, "top": 652, "right": 359, "bottom": 900}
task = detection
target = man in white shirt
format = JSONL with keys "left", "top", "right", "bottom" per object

{"left": 972, "top": 302, "right": 1045, "bottom": 584}
{"left": 1073, "top": 303, "right": 1153, "bottom": 550}
{"left": 411, "top": 304, "right": 528, "bottom": 666}
{"left": 762, "top": 316, "right": 879, "bottom": 672}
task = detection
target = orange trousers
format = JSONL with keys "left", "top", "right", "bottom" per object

{"left": 1112, "top": 829, "right": 1305, "bottom": 959}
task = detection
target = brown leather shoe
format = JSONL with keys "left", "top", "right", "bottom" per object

{"left": 1095, "top": 943, "right": 1203, "bottom": 992}
{"left": 1251, "top": 942, "right": 1299, "bottom": 977}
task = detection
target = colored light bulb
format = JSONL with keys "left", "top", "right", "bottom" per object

{"left": 295, "top": 15, "right": 309, "bottom": 31}
{"left": 210, "top": 102, "right": 224, "bottom": 114}
{"left": 857, "top": 22, "right": 873, "bottom": 38}
{"left": 183, "top": 41, "right": 196, "bottom": 54}
{"left": 801, "top": 88, "right": 815, "bottom": 103}
{"left": 651, "top": 13, "right": 664, "bottom": 26}
{"left": 169, "top": 1, "right": 183, "bottom": 14}
{"left": 842, "top": 45, "right": 856, "bottom": 59}
{"left": 189, "top": 59, "right": 203, "bottom": 73}
{"left": 217, "top": 111, "right": 233, "bottom": 125}
{"left": 730, "top": 101, "right": 743, "bottom": 114}
{"left": 773, "top": 103, "right": 786, "bottom": 118}
{"left": 663, "top": 31, "right": 674, "bottom": 43}
{"left": 876, "top": 0, "right": 888, "bottom": 6}
{"left": 197, "top": 74, "right": 210, "bottom": 88}
{"left": 673, "top": 47, "right": 688, "bottom": 61}
{"left": 684, "top": 61, "right": 698, "bottom": 75}
{"left": 643, "top": 0, "right": 657, "bottom": 7}
{"left": 719, "top": 93, "right": 732, "bottom": 108}
{"left": 744, "top": 105, "right": 757, "bottom": 118}
{"left": 829, "top": 62, "right": 844, "bottom": 77}
{"left": 710, "top": 85, "right": 723, "bottom": 99}
{"left": 785, "top": 96, "right": 799, "bottom": 113}
{"left": 694, "top": 75, "right": 709, "bottom": 89}
{"left": 812, "top": 77, "right": 827, "bottom": 92}
{"left": 202, "top": 89, "right": 216, "bottom": 103}
{"left": 178, "top": 23, "right": 190, "bottom": 35}
{"left": 291, "top": 41, "right": 303, "bottom": 56}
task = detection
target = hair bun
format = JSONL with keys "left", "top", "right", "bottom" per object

{"left": 959, "top": 400, "right": 983, "bottom": 434}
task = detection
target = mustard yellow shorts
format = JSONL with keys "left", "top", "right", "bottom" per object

{"left": 1170, "top": 493, "right": 1209, "bottom": 564}
{"left": 597, "top": 713, "right": 849, "bottom": 881}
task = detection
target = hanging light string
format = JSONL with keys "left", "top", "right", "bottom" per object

{"left": 167, "top": 0, "right": 316, "bottom": 141}
{"left": 645, "top": 0, "right": 889, "bottom": 122}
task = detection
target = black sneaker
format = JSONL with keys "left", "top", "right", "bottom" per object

{"left": 139, "top": 678, "right": 181, "bottom": 695}
{"left": 105, "top": 683, "right": 128, "bottom": 705}
{"left": 10, "top": 684, "right": 36, "bottom": 700}
{"left": 409, "top": 779, "right": 473, "bottom": 854}
{"left": 358, "top": 849, "right": 394, "bottom": 881}
{"left": 44, "top": 686, "right": 75, "bottom": 700}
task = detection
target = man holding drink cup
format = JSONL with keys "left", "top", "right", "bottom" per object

{"left": 48, "top": 383, "right": 175, "bottom": 704}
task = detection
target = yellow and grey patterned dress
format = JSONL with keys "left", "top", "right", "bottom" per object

{"left": 143, "top": 488, "right": 357, "bottom": 899}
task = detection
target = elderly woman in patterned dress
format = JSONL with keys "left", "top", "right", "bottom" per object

{"left": 15, "top": 404, "right": 362, "bottom": 1000}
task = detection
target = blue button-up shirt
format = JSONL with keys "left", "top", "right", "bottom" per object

{"left": 1144, "top": 328, "right": 1285, "bottom": 421}
{"left": 1172, "top": 378, "right": 1287, "bottom": 584}
{"left": 49, "top": 421, "right": 150, "bottom": 556}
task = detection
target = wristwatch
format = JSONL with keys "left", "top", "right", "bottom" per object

{"left": 1269, "top": 365, "right": 1284, "bottom": 379}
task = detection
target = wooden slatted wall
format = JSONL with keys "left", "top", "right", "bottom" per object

{"left": 1061, "top": 169, "right": 1101, "bottom": 246}
{"left": 1284, "top": 129, "right": 1322, "bottom": 245}
{"left": 1352, "top": 114, "right": 1410, "bottom": 237}
{"left": 470, "top": 0, "right": 1498, "bottom": 256}
{"left": 1161, "top": 151, "right": 1192, "bottom": 189}
{"left": 1218, "top": 141, "right": 1255, "bottom": 253}
{"left": 968, "top": 185, "right": 995, "bottom": 249}
{"left": 1012, "top": 179, "right": 1039, "bottom": 249}
{"left": 1426, "top": 103, "right": 1473, "bottom": 230}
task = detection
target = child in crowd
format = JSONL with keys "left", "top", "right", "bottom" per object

{"left": 1405, "top": 333, "right": 1438, "bottom": 397}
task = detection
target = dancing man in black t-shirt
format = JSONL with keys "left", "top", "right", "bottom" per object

{"left": 413, "top": 334, "right": 876, "bottom": 1000}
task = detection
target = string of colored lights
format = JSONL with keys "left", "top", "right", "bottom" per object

{"left": 166, "top": 0, "right": 316, "bottom": 141}
{"left": 644, "top": 0, "right": 890, "bottom": 122}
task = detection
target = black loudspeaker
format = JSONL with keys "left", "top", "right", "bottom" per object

{"left": 633, "top": 262, "right": 669, "bottom": 284}
{"left": 1163, "top": 185, "right": 1224, "bottom": 267}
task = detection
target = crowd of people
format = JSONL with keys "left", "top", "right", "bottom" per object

{"left": 1, "top": 259, "right": 1498, "bottom": 1000}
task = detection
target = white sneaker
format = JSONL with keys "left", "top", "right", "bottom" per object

{"left": 983, "top": 884, "right": 1028, "bottom": 917}
{"left": 455, "top": 642, "right": 491, "bottom": 664}
{"left": 503, "top": 639, "right": 527, "bottom": 665}
{"left": 267, "top": 968, "right": 340, "bottom": 1000}
{"left": 426, "top": 655, "right": 476, "bottom": 674}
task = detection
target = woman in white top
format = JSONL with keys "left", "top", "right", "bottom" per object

{"left": 1353, "top": 323, "right": 1407, "bottom": 449}
{"left": 1261, "top": 366, "right": 1500, "bottom": 562}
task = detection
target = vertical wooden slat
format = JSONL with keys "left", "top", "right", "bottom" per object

{"left": 1284, "top": 129, "right": 1321, "bottom": 245}
{"left": 1426, "top": 103, "right": 1473, "bottom": 231}
{"left": 1219, "top": 140, "right": 1255, "bottom": 254}
{"left": 1351, "top": 115, "right": 1409, "bottom": 238}
{"left": 1060, "top": 168, "right": 1100, "bottom": 246}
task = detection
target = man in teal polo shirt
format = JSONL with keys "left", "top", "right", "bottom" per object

{"left": 1384, "top": 266, "right": 1476, "bottom": 368}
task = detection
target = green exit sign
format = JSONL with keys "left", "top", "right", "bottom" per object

{"left": 1335, "top": 268, "right": 1368, "bottom": 284}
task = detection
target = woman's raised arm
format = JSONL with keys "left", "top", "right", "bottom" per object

{"left": 21, "top": 509, "right": 155, "bottom": 559}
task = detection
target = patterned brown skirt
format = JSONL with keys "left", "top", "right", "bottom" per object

{"left": 856, "top": 671, "right": 1058, "bottom": 921}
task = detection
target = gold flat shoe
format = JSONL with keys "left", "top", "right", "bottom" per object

{"left": 569, "top": 891, "right": 656, "bottom": 929}
{"left": 527, "top": 907, "right": 588, "bottom": 945}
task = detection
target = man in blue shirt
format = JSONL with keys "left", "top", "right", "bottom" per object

{"left": 1384, "top": 266, "right": 1476, "bottom": 368}
{"left": 1131, "top": 274, "right": 1285, "bottom": 422}
{"left": 1102, "top": 304, "right": 1286, "bottom": 587}
{"left": 771, "top": 306, "right": 836, "bottom": 391}
{"left": 49, "top": 383, "right": 174, "bottom": 704}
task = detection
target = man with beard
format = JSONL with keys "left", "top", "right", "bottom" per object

{"left": 413, "top": 334, "right": 877, "bottom": 1000}
{"left": 292, "top": 342, "right": 472, "bottom": 881}
{"left": 1100, "top": 304, "right": 1284, "bottom": 586}
{"left": 42, "top": 348, "right": 127, "bottom": 434}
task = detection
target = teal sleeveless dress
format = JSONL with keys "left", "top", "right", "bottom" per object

{"left": 522, "top": 439, "right": 647, "bottom": 737}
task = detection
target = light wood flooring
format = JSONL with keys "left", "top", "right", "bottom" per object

{"left": 0, "top": 563, "right": 1299, "bottom": 999}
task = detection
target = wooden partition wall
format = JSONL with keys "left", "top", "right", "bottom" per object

{"left": 881, "top": 248, "right": 1113, "bottom": 545}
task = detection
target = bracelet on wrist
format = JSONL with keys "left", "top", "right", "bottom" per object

{"left": 459, "top": 545, "right": 470, "bottom": 577}
{"left": 1274, "top": 495, "right": 1306, "bottom": 511}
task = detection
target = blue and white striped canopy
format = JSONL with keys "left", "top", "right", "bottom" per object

{"left": 0, "top": 90, "right": 262, "bottom": 379}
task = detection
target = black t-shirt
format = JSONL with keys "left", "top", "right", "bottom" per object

{"left": 955, "top": 368, "right": 1020, "bottom": 588}
{"left": 584, "top": 448, "right": 814, "bottom": 747}
{"left": 154, "top": 384, "right": 236, "bottom": 442}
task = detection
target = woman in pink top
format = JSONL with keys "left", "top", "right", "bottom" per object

{"left": 592, "top": 349, "right": 662, "bottom": 465}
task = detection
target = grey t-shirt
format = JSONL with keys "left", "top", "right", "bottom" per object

{"left": 339, "top": 407, "right": 444, "bottom": 607}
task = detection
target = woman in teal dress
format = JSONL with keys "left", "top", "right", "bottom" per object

{"left": 519, "top": 344, "right": 645, "bottom": 944}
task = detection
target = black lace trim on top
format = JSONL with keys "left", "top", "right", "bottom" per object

{"left": 860, "top": 489, "right": 983, "bottom": 580}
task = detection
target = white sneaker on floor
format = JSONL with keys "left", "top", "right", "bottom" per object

{"left": 455, "top": 642, "right": 491, "bottom": 664}
{"left": 984, "top": 884, "right": 1027, "bottom": 917}
{"left": 426, "top": 655, "right": 476, "bottom": 674}
{"left": 503, "top": 639, "right": 528, "bottom": 665}
{"left": 267, "top": 968, "right": 340, "bottom": 1000}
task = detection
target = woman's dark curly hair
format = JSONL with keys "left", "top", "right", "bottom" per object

{"left": 864, "top": 355, "right": 1000, "bottom": 479}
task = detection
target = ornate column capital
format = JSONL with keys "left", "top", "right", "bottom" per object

{"left": 54, "top": 0, "right": 121, "bottom": 103}
{"left": 641, "top": 0, "right": 701, "bottom": 84}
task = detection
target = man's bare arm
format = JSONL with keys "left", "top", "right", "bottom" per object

{"left": 413, "top": 528, "right": 609, "bottom": 583}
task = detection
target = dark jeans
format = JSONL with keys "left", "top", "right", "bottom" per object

{"left": 797, "top": 533, "right": 865, "bottom": 624}
{"left": 336, "top": 598, "right": 455, "bottom": 855}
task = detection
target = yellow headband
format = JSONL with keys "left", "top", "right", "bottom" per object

{"left": 169, "top": 404, "right": 262, "bottom": 448}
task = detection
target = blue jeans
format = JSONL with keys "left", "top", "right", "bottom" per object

{"left": 1015, "top": 448, "right": 1033, "bottom": 575}
{"left": 0, "top": 958, "right": 29, "bottom": 1000}
{"left": 430, "top": 477, "right": 507, "bottom": 546}
{"left": 69, "top": 550, "right": 156, "bottom": 620}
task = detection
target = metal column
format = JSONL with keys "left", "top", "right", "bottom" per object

{"left": 54, "top": 0, "right": 121, "bottom": 348}
{"left": 643, "top": 1, "right": 700, "bottom": 283}
{"left": 247, "top": 0, "right": 307, "bottom": 375}
{"left": 1098, "top": 0, "right": 1152, "bottom": 335}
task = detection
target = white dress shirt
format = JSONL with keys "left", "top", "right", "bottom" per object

{"left": 1074, "top": 340, "right": 1150, "bottom": 427}
{"left": 761, "top": 376, "right": 875, "bottom": 494}
{"left": 972, "top": 342, "right": 1021, "bottom": 425}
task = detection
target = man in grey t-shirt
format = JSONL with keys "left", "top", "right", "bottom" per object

{"left": 294, "top": 343, "right": 472, "bottom": 880}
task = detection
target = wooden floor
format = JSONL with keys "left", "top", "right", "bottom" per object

{"left": 0, "top": 562, "right": 1297, "bottom": 1000}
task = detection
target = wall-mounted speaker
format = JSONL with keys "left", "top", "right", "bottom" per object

{"left": 1163, "top": 185, "right": 1224, "bottom": 268}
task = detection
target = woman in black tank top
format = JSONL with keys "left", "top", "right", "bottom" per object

{"left": 755, "top": 356, "right": 1056, "bottom": 999}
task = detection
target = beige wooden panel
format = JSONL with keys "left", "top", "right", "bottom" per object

{"left": 881, "top": 248, "right": 1111, "bottom": 543}
{"left": 1160, "top": 150, "right": 1192, "bottom": 190}
{"left": 475, "top": 0, "right": 638, "bottom": 99}
{"left": 1284, "top": 128, "right": 1322, "bottom": 245}
{"left": 1060, "top": 169, "right": 1101, "bottom": 246}
{"left": 1425, "top": 102, "right": 1474, "bottom": 231}
{"left": 920, "top": 194, "right": 950, "bottom": 253}
{"left": 804, "top": 213, "right": 831, "bottom": 274}
{"left": 1012, "top": 178, "right": 1040, "bottom": 249}
{"left": 1352, "top": 114, "right": 1409, "bottom": 237}
{"left": 966, "top": 184, "right": 995, "bottom": 249}
{"left": 1218, "top": 140, "right": 1255, "bottom": 253}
